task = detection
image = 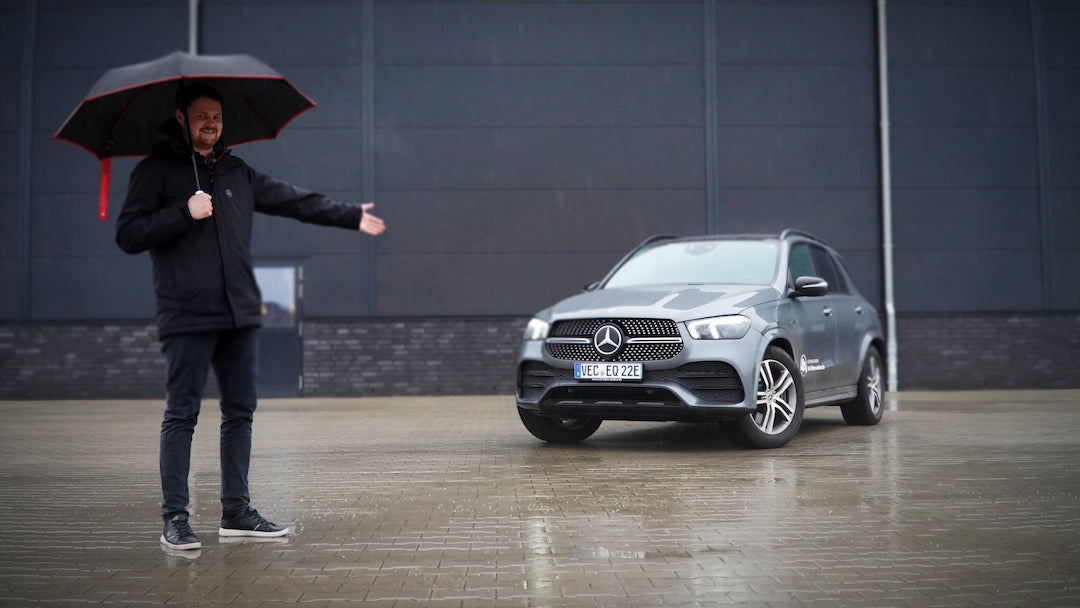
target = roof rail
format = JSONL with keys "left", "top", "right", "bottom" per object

{"left": 637, "top": 234, "right": 678, "bottom": 247}
{"left": 780, "top": 228, "right": 823, "bottom": 243}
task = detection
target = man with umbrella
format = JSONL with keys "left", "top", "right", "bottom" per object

{"left": 115, "top": 81, "right": 385, "bottom": 550}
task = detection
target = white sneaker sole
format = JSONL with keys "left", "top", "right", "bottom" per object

{"left": 160, "top": 534, "right": 202, "bottom": 550}
{"left": 218, "top": 527, "right": 288, "bottom": 538}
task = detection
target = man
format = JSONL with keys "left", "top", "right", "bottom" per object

{"left": 116, "top": 82, "right": 385, "bottom": 550}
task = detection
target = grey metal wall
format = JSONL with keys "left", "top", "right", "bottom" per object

{"left": 890, "top": 0, "right": 1079, "bottom": 312}
{"left": 3, "top": 0, "right": 1078, "bottom": 323}
{"left": 5, "top": 0, "right": 188, "bottom": 322}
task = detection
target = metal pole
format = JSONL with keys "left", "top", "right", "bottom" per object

{"left": 361, "top": 0, "right": 377, "bottom": 315}
{"left": 188, "top": 0, "right": 199, "bottom": 55}
{"left": 17, "top": 0, "right": 38, "bottom": 320}
{"left": 1029, "top": 0, "right": 1052, "bottom": 309}
{"left": 704, "top": 0, "right": 719, "bottom": 234}
{"left": 877, "top": 0, "right": 899, "bottom": 392}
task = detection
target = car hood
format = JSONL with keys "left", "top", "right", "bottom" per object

{"left": 545, "top": 284, "right": 781, "bottom": 322}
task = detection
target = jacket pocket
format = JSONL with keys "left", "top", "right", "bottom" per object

{"left": 173, "top": 262, "right": 227, "bottom": 315}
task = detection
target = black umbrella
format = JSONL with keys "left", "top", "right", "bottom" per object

{"left": 55, "top": 51, "right": 315, "bottom": 220}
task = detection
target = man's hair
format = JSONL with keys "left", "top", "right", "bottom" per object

{"left": 175, "top": 82, "right": 223, "bottom": 111}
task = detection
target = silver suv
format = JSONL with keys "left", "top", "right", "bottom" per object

{"left": 516, "top": 230, "right": 885, "bottom": 449}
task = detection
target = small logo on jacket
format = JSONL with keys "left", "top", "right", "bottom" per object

{"left": 225, "top": 189, "right": 233, "bottom": 198}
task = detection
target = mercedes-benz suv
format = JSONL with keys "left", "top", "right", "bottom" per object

{"left": 515, "top": 230, "right": 885, "bottom": 449}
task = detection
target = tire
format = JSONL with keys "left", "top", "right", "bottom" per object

{"left": 841, "top": 347, "right": 884, "bottom": 426}
{"left": 517, "top": 408, "right": 602, "bottom": 443}
{"left": 731, "top": 346, "right": 805, "bottom": 449}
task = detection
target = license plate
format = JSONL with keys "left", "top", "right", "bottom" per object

{"left": 574, "top": 362, "right": 643, "bottom": 381}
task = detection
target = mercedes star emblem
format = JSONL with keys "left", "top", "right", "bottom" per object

{"left": 593, "top": 324, "right": 624, "bottom": 357}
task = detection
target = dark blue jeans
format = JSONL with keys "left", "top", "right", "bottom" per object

{"left": 160, "top": 327, "right": 258, "bottom": 520}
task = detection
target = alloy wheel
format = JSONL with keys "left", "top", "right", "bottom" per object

{"left": 754, "top": 358, "right": 798, "bottom": 435}
{"left": 865, "top": 355, "right": 883, "bottom": 416}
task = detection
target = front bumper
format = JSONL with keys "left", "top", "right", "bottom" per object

{"left": 515, "top": 338, "right": 761, "bottom": 421}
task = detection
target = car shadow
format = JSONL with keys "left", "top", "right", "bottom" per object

{"left": 530, "top": 412, "right": 852, "bottom": 453}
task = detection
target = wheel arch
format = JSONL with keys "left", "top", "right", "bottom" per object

{"left": 761, "top": 329, "right": 795, "bottom": 362}
{"left": 864, "top": 336, "right": 888, "bottom": 382}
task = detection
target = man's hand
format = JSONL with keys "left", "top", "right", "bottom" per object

{"left": 187, "top": 190, "right": 213, "bottom": 220}
{"left": 359, "top": 202, "right": 386, "bottom": 236}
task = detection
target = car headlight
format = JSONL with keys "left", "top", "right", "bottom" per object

{"left": 523, "top": 318, "right": 550, "bottom": 341}
{"left": 685, "top": 315, "right": 751, "bottom": 340}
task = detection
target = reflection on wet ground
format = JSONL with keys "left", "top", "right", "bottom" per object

{"left": 1, "top": 391, "right": 1078, "bottom": 606}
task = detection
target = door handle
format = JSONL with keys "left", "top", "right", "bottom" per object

{"left": 854, "top": 306, "right": 864, "bottom": 314}
{"left": 822, "top": 307, "right": 833, "bottom": 317}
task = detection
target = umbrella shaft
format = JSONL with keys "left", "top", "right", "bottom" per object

{"left": 190, "top": 151, "right": 201, "bottom": 192}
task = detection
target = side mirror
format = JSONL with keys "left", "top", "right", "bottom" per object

{"left": 792, "top": 276, "right": 828, "bottom": 297}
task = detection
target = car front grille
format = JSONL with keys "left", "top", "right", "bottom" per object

{"left": 545, "top": 342, "right": 683, "bottom": 362}
{"left": 546, "top": 318, "right": 683, "bottom": 362}
{"left": 518, "top": 361, "right": 744, "bottom": 405}
{"left": 551, "top": 318, "right": 681, "bottom": 338}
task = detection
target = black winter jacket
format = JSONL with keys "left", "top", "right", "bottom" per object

{"left": 116, "top": 132, "right": 366, "bottom": 338}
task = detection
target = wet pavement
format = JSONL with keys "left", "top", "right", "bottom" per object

{"left": 1, "top": 391, "right": 1078, "bottom": 607}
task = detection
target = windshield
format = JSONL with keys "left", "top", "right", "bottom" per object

{"left": 604, "top": 240, "right": 779, "bottom": 288}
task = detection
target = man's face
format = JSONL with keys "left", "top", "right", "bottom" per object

{"left": 176, "top": 96, "right": 223, "bottom": 154}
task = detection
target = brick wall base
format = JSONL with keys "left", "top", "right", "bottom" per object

{"left": 2, "top": 313, "right": 1077, "bottom": 399}
{"left": 0, "top": 323, "right": 168, "bottom": 399}
{"left": 0, "top": 318, "right": 526, "bottom": 400}
{"left": 894, "top": 312, "right": 1080, "bottom": 390}
{"left": 301, "top": 318, "right": 525, "bottom": 396}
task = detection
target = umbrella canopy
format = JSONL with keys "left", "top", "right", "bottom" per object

{"left": 55, "top": 51, "right": 316, "bottom": 219}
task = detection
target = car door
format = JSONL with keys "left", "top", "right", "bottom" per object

{"left": 807, "top": 247, "right": 861, "bottom": 389}
{"left": 818, "top": 251, "right": 873, "bottom": 388}
{"left": 786, "top": 243, "right": 837, "bottom": 394}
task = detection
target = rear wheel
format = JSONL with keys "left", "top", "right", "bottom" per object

{"left": 841, "top": 347, "right": 884, "bottom": 425}
{"left": 731, "top": 346, "right": 804, "bottom": 449}
{"left": 517, "top": 408, "right": 602, "bottom": 443}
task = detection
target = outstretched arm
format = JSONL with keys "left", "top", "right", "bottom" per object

{"left": 252, "top": 168, "right": 384, "bottom": 235}
{"left": 359, "top": 202, "right": 386, "bottom": 236}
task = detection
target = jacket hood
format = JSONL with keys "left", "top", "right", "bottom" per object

{"left": 545, "top": 284, "right": 781, "bottom": 323}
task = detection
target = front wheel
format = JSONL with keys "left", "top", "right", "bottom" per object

{"left": 517, "top": 408, "right": 602, "bottom": 443}
{"left": 841, "top": 347, "right": 884, "bottom": 425}
{"left": 731, "top": 346, "right": 805, "bottom": 449}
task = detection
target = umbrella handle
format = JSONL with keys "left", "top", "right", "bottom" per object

{"left": 98, "top": 158, "right": 111, "bottom": 221}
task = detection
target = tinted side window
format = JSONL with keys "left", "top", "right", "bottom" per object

{"left": 832, "top": 255, "right": 857, "bottom": 294}
{"left": 808, "top": 246, "right": 848, "bottom": 294}
{"left": 787, "top": 244, "right": 814, "bottom": 284}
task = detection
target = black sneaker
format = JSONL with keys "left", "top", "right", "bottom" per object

{"left": 218, "top": 507, "right": 288, "bottom": 538}
{"left": 160, "top": 513, "right": 201, "bottom": 550}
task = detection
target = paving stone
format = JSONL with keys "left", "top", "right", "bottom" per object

{"left": 0, "top": 391, "right": 1078, "bottom": 606}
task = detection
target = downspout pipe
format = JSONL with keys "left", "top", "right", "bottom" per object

{"left": 877, "top": 0, "right": 899, "bottom": 392}
{"left": 361, "top": 0, "right": 378, "bottom": 315}
{"left": 189, "top": 0, "right": 199, "bottom": 55}
{"left": 17, "top": 0, "right": 38, "bottom": 320}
